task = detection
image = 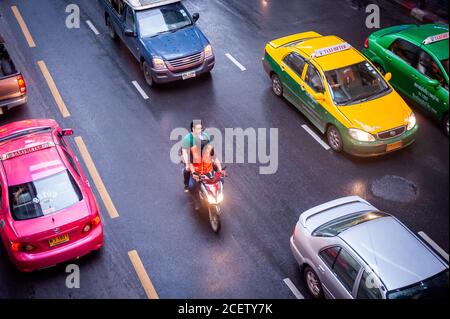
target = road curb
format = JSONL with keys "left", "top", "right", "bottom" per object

{"left": 391, "top": 0, "right": 448, "bottom": 23}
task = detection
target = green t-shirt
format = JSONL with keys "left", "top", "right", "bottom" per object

{"left": 181, "top": 132, "right": 210, "bottom": 149}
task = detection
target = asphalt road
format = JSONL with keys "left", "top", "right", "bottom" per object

{"left": 0, "top": 0, "right": 448, "bottom": 299}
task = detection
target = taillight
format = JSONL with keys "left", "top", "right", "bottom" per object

{"left": 82, "top": 215, "right": 101, "bottom": 233}
{"left": 17, "top": 75, "right": 27, "bottom": 94}
{"left": 11, "top": 242, "right": 35, "bottom": 252}
{"left": 364, "top": 37, "right": 369, "bottom": 49}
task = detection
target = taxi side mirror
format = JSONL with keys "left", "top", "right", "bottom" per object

{"left": 59, "top": 129, "right": 74, "bottom": 137}
{"left": 313, "top": 92, "right": 325, "bottom": 101}
{"left": 384, "top": 72, "right": 392, "bottom": 82}
{"left": 428, "top": 79, "right": 440, "bottom": 89}
{"left": 192, "top": 13, "right": 200, "bottom": 23}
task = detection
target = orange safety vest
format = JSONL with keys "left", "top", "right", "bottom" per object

{"left": 191, "top": 144, "right": 214, "bottom": 175}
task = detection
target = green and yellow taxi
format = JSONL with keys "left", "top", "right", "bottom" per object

{"left": 262, "top": 32, "right": 419, "bottom": 157}
{"left": 363, "top": 24, "right": 449, "bottom": 135}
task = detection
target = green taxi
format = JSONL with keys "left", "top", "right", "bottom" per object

{"left": 363, "top": 24, "right": 449, "bottom": 135}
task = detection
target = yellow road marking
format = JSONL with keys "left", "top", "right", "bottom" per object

{"left": 74, "top": 136, "right": 120, "bottom": 219}
{"left": 37, "top": 61, "right": 71, "bottom": 118}
{"left": 128, "top": 250, "right": 159, "bottom": 299}
{"left": 11, "top": 6, "right": 36, "bottom": 48}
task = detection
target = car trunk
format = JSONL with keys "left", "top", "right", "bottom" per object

{"left": 11, "top": 201, "right": 92, "bottom": 252}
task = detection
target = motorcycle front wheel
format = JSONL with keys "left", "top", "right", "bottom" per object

{"left": 208, "top": 206, "right": 221, "bottom": 233}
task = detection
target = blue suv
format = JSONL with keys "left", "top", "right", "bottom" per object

{"left": 102, "top": 0, "right": 215, "bottom": 87}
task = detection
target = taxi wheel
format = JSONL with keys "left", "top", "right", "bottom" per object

{"left": 271, "top": 74, "right": 283, "bottom": 97}
{"left": 106, "top": 17, "right": 117, "bottom": 41}
{"left": 327, "top": 125, "right": 343, "bottom": 152}
{"left": 304, "top": 266, "right": 324, "bottom": 299}
{"left": 443, "top": 114, "right": 449, "bottom": 137}
{"left": 142, "top": 61, "right": 154, "bottom": 87}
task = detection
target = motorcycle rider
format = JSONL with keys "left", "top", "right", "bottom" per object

{"left": 181, "top": 120, "right": 222, "bottom": 210}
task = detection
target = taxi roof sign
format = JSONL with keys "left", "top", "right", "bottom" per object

{"left": 125, "top": 0, "right": 180, "bottom": 10}
{"left": 423, "top": 32, "right": 449, "bottom": 45}
{"left": 311, "top": 42, "right": 352, "bottom": 58}
{"left": 1, "top": 142, "right": 55, "bottom": 161}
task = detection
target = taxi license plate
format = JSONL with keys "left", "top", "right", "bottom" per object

{"left": 182, "top": 71, "right": 196, "bottom": 80}
{"left": 49, "top": 234, "right": 69, "bottom": 247}
{"left": 386, "top": 141, "right": 402, "bottom": 152}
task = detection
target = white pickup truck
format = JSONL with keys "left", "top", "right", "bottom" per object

{"left": 0, "top": 35, "right": 27, "bottom": 115}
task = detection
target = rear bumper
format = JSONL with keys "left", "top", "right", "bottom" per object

{"left": 343, "top": 124, "right": 419, "bottom": 157}
{"left": 290, "top": 235, "right": 306, "bottom": 267}
{"left": 0, "top": 94, "right": 27, "bottom": 112}
{"left": 152, "top": 56, "right": 215, "bottom": 84}
{"left": 10, "top": 225, "right": 103, "bottom": 272}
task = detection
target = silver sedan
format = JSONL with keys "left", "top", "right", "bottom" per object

{"left": 290, "top": 196, "right": 449, "bottom": 299}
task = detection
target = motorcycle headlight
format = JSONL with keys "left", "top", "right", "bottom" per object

{"left": 207, "top": 194, "right": 217, "bottom": 204}
{"left": 407, "top": 113, "right": 417, "bottom": 131}
{"left": 204, "top": 44, "right": 214, "bottom": 58}
{"left": 217, "top": 193, "right": 224, "bottom": 204}
{"left": 152, "top": 57, "right": 167, "bottom": 70}
{"left": 348, "top": 128, "right": 376, "bottom": 142}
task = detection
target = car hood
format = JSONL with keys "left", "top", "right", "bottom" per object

{"left": 142, "top": 26, "right": 206, "bottom": 61}
{"left": 338, "top": 91, "right": 412, "bottom": 133}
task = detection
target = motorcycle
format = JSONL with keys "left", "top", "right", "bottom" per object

{"left": 192, "top": 168, "right": 226, "bottom": 233}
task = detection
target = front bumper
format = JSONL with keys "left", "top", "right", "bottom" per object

{"left": 343, "top": 124, "right": 419, "bottom": 157}
{"left": 152, "top": 56, "right": 215, "bottom": 84}
{"left": 10, "top": 224, "right": 103, "bottom": 272}
{"left": 0, "top": 94, "right": 27, "bottom": 113}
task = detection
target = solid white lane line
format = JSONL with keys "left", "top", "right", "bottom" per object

{"left": 86, "top": 20, "right": 100, "bottom": 35}
{"left": 301, "top": 125, "right": 330, "bottom": 151}
{"left": 283, "top": 278, "right": 304, "bottom": 299}
{"left": 225, "top": 53, "right": 246, "bottom": 71}
{"left": 419, "top": 231, "right": 449, "bottom": 262}
{"left": 132, "top": 81, "right": 149, "bottom": 100}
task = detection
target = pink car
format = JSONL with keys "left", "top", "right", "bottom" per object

{"left": 0, "top": 119, "right": 103, "bottom": 272}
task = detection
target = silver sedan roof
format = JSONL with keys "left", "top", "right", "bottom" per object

{"left": 340, "top": 216, "right": 448, "bottom": 291}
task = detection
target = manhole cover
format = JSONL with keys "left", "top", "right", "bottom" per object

{"left": 371, "top": 175, "right": 418, "bottom": 203}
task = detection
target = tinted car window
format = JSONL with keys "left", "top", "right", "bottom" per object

{"left": 8, "top": 170, "right": 83, "bottom": 221}
{"left": 389, "top": 39, "right": 419, "bottom": 66}
{"left": 417, "top": 50, "right": 448, "bottom": 88}
{"left": 319, "top": 246, "right": 341, "bottom": 268}
{"left": 283, "top": 53, "right": 306, "bottom": 78}
{"left": 388, "top": 270, "right": 449, "bottom": 299}
{"left": 357, "top": 270, "right": 383, "bottom": 299}
{"left": 332, "top": 248, "right": 361, "bottom": 293}
{"left": 125, "top": 5, "right": 135, "bottom": 29}
{"left": 305, "top": 64, "right": 324, "bottom": 93}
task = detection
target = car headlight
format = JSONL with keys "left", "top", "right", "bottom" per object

{"left": 152, "top": 57, "right": 167, "bottom": 70}
{"left": 407, "top": 113, "right": 417, "bottom": 131}
{"left": 204, "top": 44, "right": 214, "bottom": 58}
{"left": 348, "top": 128, "right": 376, "bottom": 142}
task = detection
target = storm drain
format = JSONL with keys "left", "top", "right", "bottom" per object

{"left": 371, "top": 175, "right": 419, "bottom": 203}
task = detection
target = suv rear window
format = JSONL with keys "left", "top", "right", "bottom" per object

{"left": 8, "top": 170, "right": 82, "bottom": 221}
{"left": 312, "top": 211, "right": 388, "bottom": 237}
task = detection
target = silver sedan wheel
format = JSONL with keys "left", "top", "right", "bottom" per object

{"left": 306, "top": 269, "right": 322, "bottom": 298}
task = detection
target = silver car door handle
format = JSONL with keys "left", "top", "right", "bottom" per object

{"left": 318, "top": 265, "right": 325, "bottom": 273}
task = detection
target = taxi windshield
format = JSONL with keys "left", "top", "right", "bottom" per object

{"left": 136, "top": 3, "right": 192, "bottom": 38}
{"left": 325, "top": 62, "right": 390, "bottom": 105}
{"left": 8, "top": 170, "right": 83, "bottom": 221}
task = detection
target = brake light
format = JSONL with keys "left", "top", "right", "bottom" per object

{"left": 17, "top": 75, "right": 26, "bottom": 94}
{"left": 11, "top": 242, "right": 35, "bottom": 252}
{"left": 364, "top": 37, "right": 369, "bottom": 49}
{"left": 82, "top": 215, "right": 101, "bottom": 233}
